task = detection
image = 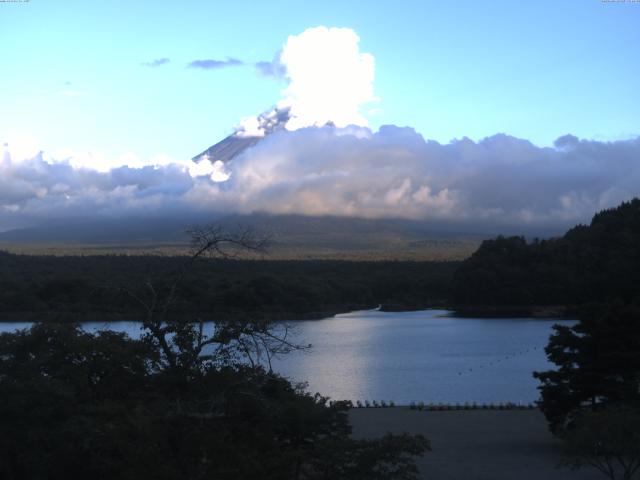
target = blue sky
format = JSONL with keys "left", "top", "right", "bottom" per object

{"left": 1, "top": 0, "right": 639, "bottom": 163}
{"left": 1, "top": 0, "right": 640, "bottom": 232}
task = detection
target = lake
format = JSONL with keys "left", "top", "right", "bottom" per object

{"left": 0, "top": 309, "right": 570, "bottom": 404}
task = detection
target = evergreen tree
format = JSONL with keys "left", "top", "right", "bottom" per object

{"left": 534, "top": 304, "right": 640, "bottom": 433}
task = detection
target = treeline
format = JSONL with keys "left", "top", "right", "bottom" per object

{"left": 452, "top": 198, "right": 640, "bottom": 309}
{"left": 4, "top": 198, "right": 639, "bottom": 321}
{"left": 0, "top": 253, "right": 458, "bottom": 321}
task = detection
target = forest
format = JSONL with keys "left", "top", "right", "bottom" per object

{"left": 0, "top": 224, "right": 431, "bottom": 479}
{"left": 0, "top": 251, "right": 457, "bottom": 322}
{"left": 2, "top": 200, "right": 640, "bottom": 478}
{"left": 1, "top": 199, "right": 640, "bottom": 322}
{"left": 451, "top": 198, "right": 640, "bottom": 312}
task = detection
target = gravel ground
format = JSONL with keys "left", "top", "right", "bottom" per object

{"left": 349, "top": 408, "right": 602, "bottom": 480}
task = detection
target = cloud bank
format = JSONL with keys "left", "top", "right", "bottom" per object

{"left": 2, "top": 128, "right": 639, "bottom": 234}
{"left": 2, "top": 26, "right": 637, "bottom": 235}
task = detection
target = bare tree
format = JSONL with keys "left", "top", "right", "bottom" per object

{"left": 122, "top": 224, "right": 307, "bottom": 375}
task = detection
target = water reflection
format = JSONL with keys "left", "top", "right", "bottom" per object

{"left": 272, "top": 309, "right": 570, "bottom": 404}
{"left": 0, "top": 310, "right": 571, "bottom": 404}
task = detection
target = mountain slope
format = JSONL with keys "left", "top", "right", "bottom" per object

{"left": 192, "top": 107, "right": 290, "bottom": 163}
{"left": 451, "top": 198, "right": 640, "bottom": 307}
{"left": 192, "top": 134, "right": 262, "bottom": 163}
{"left": 0, "top": 214, "right": 483, "bottom": 260}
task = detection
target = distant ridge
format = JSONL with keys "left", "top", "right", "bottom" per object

{"left": 0, "top": 214, "right": 485, "bottom": 260}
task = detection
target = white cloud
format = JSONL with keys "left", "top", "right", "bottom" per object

{"left": 187, "top": 156, "right": 230, "bottom": 182}
{"left": 2, "top": 131, "right": 41, "bottom": 163}
{"left": 215, "top": 127, "right": 640, "bottom": 228}
{"left": 1, "top": 128, "right": 640, "bottom": 233}
{"left": 236, "top": 116, "right": 266, "bottom": 138}
{"left": 278, "top": 26, "right": 376, "bottom": 130}
{"left": 236, "top": 26, "right": 377, "bottom": 138}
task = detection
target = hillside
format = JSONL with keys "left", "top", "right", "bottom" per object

{"left": 0, "top": 214, "right": 482, "bottom": 261}
{"left": 451, "top": 198, "right": 640, "bottom": 310}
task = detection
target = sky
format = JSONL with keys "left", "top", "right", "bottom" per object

{"left": 1, "top": 0, "right": 639, "bottom": 233}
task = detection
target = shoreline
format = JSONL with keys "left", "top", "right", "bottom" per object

{"left": 450, "top": 304, "right": 576, "bottom": 319}
{"left": 0, "top": 304, "right": 574, "bottom": 323}
{"left": 0, "top": 306, "right": 373, "bottom": 323}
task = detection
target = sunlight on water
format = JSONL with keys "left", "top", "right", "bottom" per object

{"left": 271, "top": 309, "right": 572, "bottom": 404}
{"left": 0, "top": 310, "right": 572, "bottom": 404}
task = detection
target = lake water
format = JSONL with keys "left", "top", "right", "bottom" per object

{"left": 0, "top": 309, "right": 570, "bottom": 404}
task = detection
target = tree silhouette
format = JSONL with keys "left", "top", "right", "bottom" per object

{"left": 534, "top": 304, "right": 640, "bottom": 433}
{"left": 0, "top": 224, "right": 430, "bottom": 479}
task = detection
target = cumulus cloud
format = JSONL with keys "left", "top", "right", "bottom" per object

{"left": 3, "top": 128, "right": 639, "bottom": 234}
{"left": 188, "top": 57, "right": 244, "bottom": 69}
{"left": 203, "top": 127, "right": 640, "bottom": 228}
{"left": 188, "top": 156, "right": 230, "bottom": 182}
{"left": 235, "top": 26, "right": 377, "bottom": 138}
{"left": 277, "top": 26, "right": 376, "bottom": 130}
{"left": 2, "top": 27, "right": 638, "bottom": 235}
{"left": 0, "top": 148, "right": 198, "bottom": 227}
{"left": 235, "top": 107, "right": 290, "bottom": 139}
{"left": 141, "top": 58, "right": 170, "bottom": 67}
